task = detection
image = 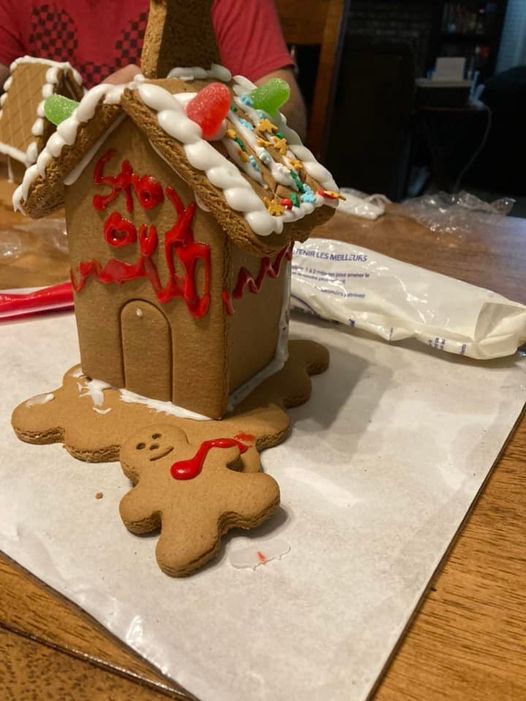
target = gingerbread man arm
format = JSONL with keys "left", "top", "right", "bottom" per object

{"left": 120, "top": 487, "right": 161, "bottom": 535}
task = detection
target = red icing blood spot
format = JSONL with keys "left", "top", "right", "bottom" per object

{"left": 234, "top": 432, "right": 255, "bottom": 444}
{"left": 170, "top": 438, "right": 249, "bottom": 480}
{"left": 72, "top": 170, "right": 211, "bottom": 319}
{"left": 257, "top": 551, "right": 267, "bottom": 564}
{"left": 103, "top": 212, "right": 137, "bottom": 247}
{"left": 222, "top": 243, "right": 293, "bottom": 315}
{"left": 186, "top": 83, "right": 231, "bottom": 140}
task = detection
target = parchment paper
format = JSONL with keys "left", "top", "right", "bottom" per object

{"left": 0, "top": 312, "right": 524, "bottom": 701}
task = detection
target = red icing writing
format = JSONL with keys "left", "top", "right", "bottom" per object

{"left": 222, "top": 243, "right": 293, "bottom": 315}
{"left": 92, "top": 150, "right": 165, "bottom": 213}
{"left": 72, "top": 155, "right": 211, "bottom": 319}
{"left": 170, "top": 438, "right": 250, "bottom": 481}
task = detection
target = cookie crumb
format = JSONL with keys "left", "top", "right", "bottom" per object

{"left": 95, "top": 492, "right": 104, "bottom": 500}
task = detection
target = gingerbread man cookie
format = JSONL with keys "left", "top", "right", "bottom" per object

{"left": 119, "top": 425, "right": 280, "bottom": 576}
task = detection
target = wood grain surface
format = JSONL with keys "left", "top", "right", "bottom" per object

{"left": 0, "top": 196, "right": 525, "bottom": 699}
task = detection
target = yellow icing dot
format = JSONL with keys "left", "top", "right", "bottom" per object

{"left": 256, "top": 118, "right": 278, "bottom": 135}
{"left": 272, "top": 136, "right": 288, "bottom": 156}
{"left": 264, "top": 197, "right": 285, "bottom": 216}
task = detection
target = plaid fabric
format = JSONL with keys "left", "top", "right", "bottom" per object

{"left": 29, "top": 6, "right": 148, "bottom": 87}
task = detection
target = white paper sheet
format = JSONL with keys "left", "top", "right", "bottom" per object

{"left": 0, "top": 313, "right": 524, "bottom": 701}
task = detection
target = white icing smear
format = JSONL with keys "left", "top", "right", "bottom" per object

{"left": 79, "top": 378, "right": 111, "bottom": 408}
{"left": 167, "top": 64, "right": 232, "bottom": 83}
{"left": 25, "top": 392, "right": 55, "bottom": 407}
{"left": 229, "top": 539, "right": 290, "bottom": 569}
{"left": 119, "top": 389, "right": 210, "bottom": 421}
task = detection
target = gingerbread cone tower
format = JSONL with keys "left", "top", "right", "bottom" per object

{"left": 141, "top": 0, "right": 220, "bottom": 79}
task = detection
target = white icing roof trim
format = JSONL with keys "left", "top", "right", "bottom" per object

{"left": 14, "top": 83, "right": 126, "bottom": 211}
{"left": 0, "top": 56, "right": 83, "bottom": 166}
{"left": 14, "top": 68, "right": 337, "bottom": 237}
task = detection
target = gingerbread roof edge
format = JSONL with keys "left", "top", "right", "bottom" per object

{"left": 13, "top": 68, "right": 339, "bottom": 255}
{"left": 0, "top": 57, "right": 84, "bottom": 166}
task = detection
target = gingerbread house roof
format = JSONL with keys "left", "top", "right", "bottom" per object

{"left": 0, "top": 57, "right": 84, "bottom": 166}
{"left": 13, "top": 66, "right": 339, "bottom": 254}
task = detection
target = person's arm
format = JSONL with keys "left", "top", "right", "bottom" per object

{"left": 0, "top": 63, "right": 9, "bottom": 90}
{"left": 0, "top": 0, "right": 25, "bottom": 85}
{"left": 255, "top": 67, "right": 307, "bottom": 141}
{"left": 213, "top": 0, "right": 306, "bottom": 137}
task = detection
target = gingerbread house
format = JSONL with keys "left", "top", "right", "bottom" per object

{"left": 13, "top": 2, "right": 339, "bottom": 420}
{"left": 0, "top": 57, "right": 84, "bottom": 183}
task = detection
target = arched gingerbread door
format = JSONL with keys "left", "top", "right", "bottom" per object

{"left": 120, "top": 301, "right": 172, "bottom": 401}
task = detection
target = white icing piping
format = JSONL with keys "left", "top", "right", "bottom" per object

{"left": 13, "top": 82, "right": 126, "bottom": 211}
{"left": 119, "top": 389, "right": 210, "bottom": 421}
{"left": 167, "top": 64, "right": 232, "bottom": 82}
{"left": 231, "top": 75, "right": 339, "bottom": 192}
{"left": 0, "top": 56, "right": 83, "bottom": 167}
{"left": 138, "top": 82, "right": 282, "bottom": 236}
{"left": 79, "top": 378, "right": 111, "bottom": 408}
{"left": 63, "top": 114, "right": 126, "bottom": 186}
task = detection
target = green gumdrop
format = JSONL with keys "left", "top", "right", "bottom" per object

{"left": 250, "top": 78, "right": 290, "bottom": 114}
{"left": 44, "top": 95, "right": 80, "bottom": 126}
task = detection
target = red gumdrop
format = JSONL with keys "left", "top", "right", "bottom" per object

{"left": 186, "top": 83, "right": 231, "bottom": 140}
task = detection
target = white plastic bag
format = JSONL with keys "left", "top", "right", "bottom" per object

{"left": 291, "top": 238, "right": 526, "bottom": 360}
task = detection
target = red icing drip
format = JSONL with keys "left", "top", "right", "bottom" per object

{"left": 170, "top": 438, "right": 249, "bottom": 481}
{"left": 72, "top": 168, "right": 211, "bottom": 319}
{"left": 222, "top": 243, "right": 293, "bottom": 315}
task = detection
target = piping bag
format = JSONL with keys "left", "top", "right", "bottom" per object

{"left": 290, "top": 238, "right": 526, "bottom": 360}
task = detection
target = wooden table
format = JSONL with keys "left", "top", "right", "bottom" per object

{"left": 1, "top": 195, "right": 525, "bottom": 700}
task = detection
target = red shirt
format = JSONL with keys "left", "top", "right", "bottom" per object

{"left": 0, "top": 0, "right": 292, "bottom": 87}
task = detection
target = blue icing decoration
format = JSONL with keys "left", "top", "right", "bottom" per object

{"left": 256, "top": 110, "right": 268, "bottom": 119}
{"left": 300, "top": 185, "right": 317, "bottom": 204}
{"left": 248, "top": 155, "right": 260, "bottom": 170}
{"left": 259, "top": 149, "right": 272, "bottom": 165}
{"left": 239, "top": 118, "right": 254, "bottom": 131}
{"left": 240, "top": 95, "right": 254, "bottom": 107}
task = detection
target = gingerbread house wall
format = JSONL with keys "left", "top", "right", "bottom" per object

{"left": 64, "top": 119, "right": 230, "bottom": 418}
{"left": 226, "top": 241, "right": 287, "bottom": 393}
